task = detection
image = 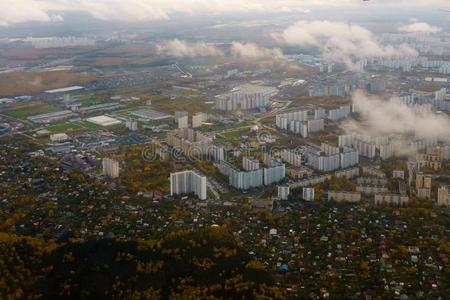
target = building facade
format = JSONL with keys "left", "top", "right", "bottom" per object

{"left": 170, "top": 170, "right": 207, "bottom": 200}
{"left": 102, "top": 158, "right": 119, "bottom": 179}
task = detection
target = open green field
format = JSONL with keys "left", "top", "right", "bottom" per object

{"left": 78, "top": 94, "right": 104, "bottom": 106}
{"left": 45, "top": 119, "right": 121, "bottom": 133}
{"left": 216, "top": 127, "right": 252, "bottom": 143}
{"left": 4, "top": 102, "right": 60, "bottom": 119}
{"left": 76, "top": 120, "right": 105, "bottom": 131}
{"left": 151, "top": 93, "right": 216, "bottom": 115}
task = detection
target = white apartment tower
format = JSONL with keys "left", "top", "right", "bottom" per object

{"left": 170, "top": 170, "right": 207, "bottom": 200}
{"left": 437, "top": 186, "right": 450, "bottom": 207}
{"left": 102, "top": 158, "right": 120, "bottom": 179}
{"left": 278, "top": 185, "right": 290, "bottom": 200}
{"left": 303, "top": 187, "right": 315, "bottom": 201}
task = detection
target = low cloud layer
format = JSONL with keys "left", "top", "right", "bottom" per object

{"left": 399, "top": 22, "right": 442, "bottom": 34}
{"left": 0, "top": 0, "right": 448, "bottom": 26}
{"left": 156, "top": 39, "right": 289, "bottom": 65}
{"left": 0, "top": 0, "right": 311, "bottom": 26}
{"left": 276, "top": 20, "right": 418, "bottom": 70}
{"left": 230, "top": 42, "right": 286, "bottom": 61}
{"left": 156, "top": 39, "right": 224, "bottom": 58}
{"left": 348, "top": 90, "right": 450, "bottom": 141}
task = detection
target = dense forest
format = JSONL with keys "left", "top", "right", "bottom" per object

{"left": 0, "top": 228, "right": 284, "bottom": 299}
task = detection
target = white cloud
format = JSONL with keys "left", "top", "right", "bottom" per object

{"left": 50, "top": 14, "right": 64, "bottom": 22}
{"left": 350, "top": 90, "right": 450, "bottom": 141}
{"left": 275, "top": 20, "right": 418, "bottom": 70}
{"left": 230, "top": 42, "right": 286, "bottom": 61}
{"left": 0, "top": 0, "right": 54, "bottom": 26}
{"left": 0, "top": 0, "right": 448, "bottom": 26}
{"left": 0, "top": 0, "right": 311, "bottom": 26}
{"left": 156, "top": 39, "right": 224, "bottom": 58}
{"left": 156, "top": 39, "right": 288, "bottom": 61}
{"left": 399, "top": 22, "right": 442, "bottom": 34}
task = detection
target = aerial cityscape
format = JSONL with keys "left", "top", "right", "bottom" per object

{"left": 0, "top": 0, "right": 449, "bottom": 299}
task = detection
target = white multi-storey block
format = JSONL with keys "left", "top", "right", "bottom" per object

{"left": 278, "top": 185, "right": 290, "bottom": 200}
{"left": 192, "top": 112, "right": 208, "bottom": 128}
{"left": 338, "top": 134, "right": 355, "bottom": 147}
{"left": 438, "top": 186, "right": 450, "bottom": 207}
{"left": 328, "top": 106, "right": 351, "bottom": 121}
{"left": 279, "top": 149, "right": 302, "bottom": 167}
{"left": 314, "top": 108, "right": 326, "bottom": 120}
{"left": 308, "top": 119, "right": 324, "bottom": 133}
{"left": 380, "top": 144, "right": 394, "bottom": 160}
{"left": 303, "top": 187, "right": 315, "bottom": 201}
{"left": 264, "top": 161, "right": 286, "bottom": 186}
{"left": 321, "top": 143, "right": 340, "bottom": 155}
{"left": 243, "top": 157, "right": 260, "bottom": 171}
{"left": 177, "top": 115, "right": 189, "bottom": 129}
{"left": 340, "top": 147, "right": 359, "bottom": 169}
{"left": 102, "top": 158, "right": 120, "bottom": 179}
{"left": 170, "top": 170, "right": 207, "bottom": 200}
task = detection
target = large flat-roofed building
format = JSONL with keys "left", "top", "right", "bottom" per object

{"left": 250, "top": 199, "right": 274, "bottom": 211}
{"left": 167, "top": 128, "right": 213, "bottom": 157}
{"left": 170, "top": 170, "right": 207, "bottom": 200}
{"left": 356, "top": 185, "right": 388, "bottom": 195}
{"left": 328, "top": 191, "right": 361, "bottom": 203}
{"left": 215, "top": 84, "right": 278, "bottom": 111}
{"left": 86, "top": 115, "right": 122, "bottom": 127}
{"left": 49, "top": 133, "right": 70, "bottom": 143}
{"left": 286, "top": 166, "right": 314, "bottom": 178}
{"left": 45, "top": 86, "right": 85, "bottom": 94}
{"left": 131, "top": 109, "right": 170, "bottom": 121}
{"left": 77, "top": 103, "right": 124, "bottom": 114}
{"left": 28, "top": 110, "right": 76, "bottom": 124}
{"left": 102, "top": 158, "right": 120, "bottom": 179}
{"left": 374, "top": 194, "right": 409, "bottom": 206}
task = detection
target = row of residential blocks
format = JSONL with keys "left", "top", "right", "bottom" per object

{"left": 216, "top": 157, "right": 286, "bottom": 190}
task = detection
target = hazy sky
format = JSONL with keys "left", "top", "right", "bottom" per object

{"left": 0, "top": 0, "right": 448, "bottom": 26}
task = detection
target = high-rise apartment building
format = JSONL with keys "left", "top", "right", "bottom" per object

{"left": 437, "top": 186, "right": 450, "bottom": 207}
{"left": 102, "top": 158, "right": 120, "bottom": 179}
{"left": 264, "top": 160, "right": 286, "bottom": 186}
{"left": 170, "top": 170, "right": 207, "bottom": 200}
{"left": 303, "top": 187, "right": 315, "bottom": 201}
{"left": 243, "top": 157, "right": 260, "bottom": 171}
{"left": 278, "top": 185, "right": 290, "bottom": 200}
